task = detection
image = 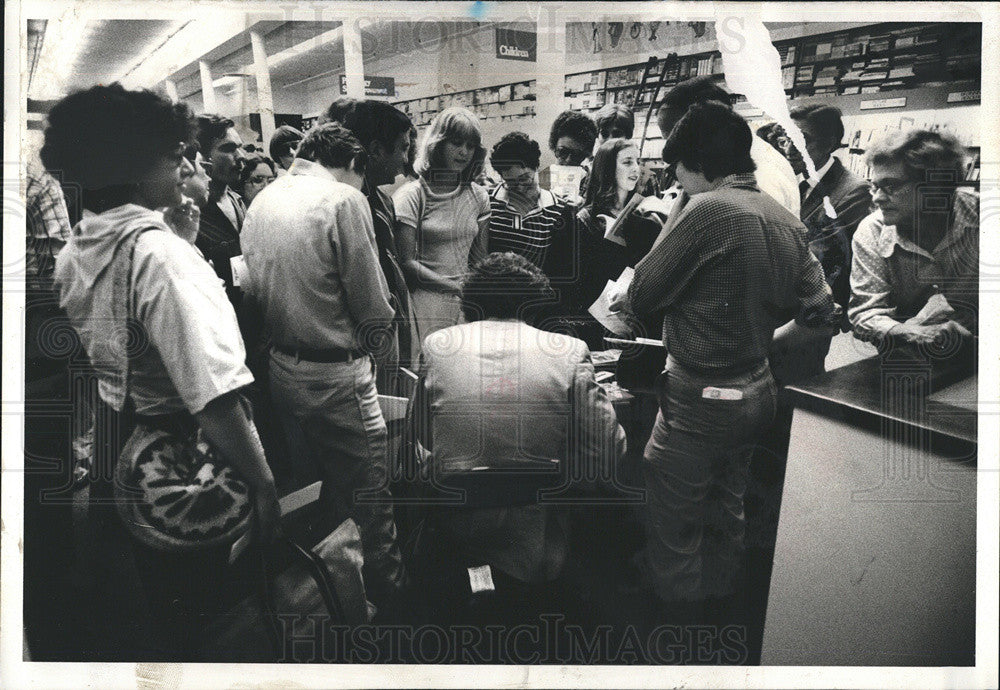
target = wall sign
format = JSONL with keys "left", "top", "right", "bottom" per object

{"left": 495, "top": 27, "right": 536, "bottom": 62}
{"left": 339, "top": 75, "right": 395, "bottom": 97}
{"left": 859, "top": 97, "right": 907, "bottom": 110}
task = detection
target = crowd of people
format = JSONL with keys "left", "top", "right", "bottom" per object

{"left": 23, "top": 73, "right": 978, "bottom": 661}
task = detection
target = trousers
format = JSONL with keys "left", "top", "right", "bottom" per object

{"left": 268, "top": 350, "right": 405, "bottom": 610}
{"left": 640, "top": 356, "right": 776, "bottom": 603}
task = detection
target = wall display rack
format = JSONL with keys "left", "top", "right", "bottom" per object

{"left": 564, "top": 22, "right": 981, "bottom": 175}
{"left": 392, "top": 80, "right": 536, "bottom": 130}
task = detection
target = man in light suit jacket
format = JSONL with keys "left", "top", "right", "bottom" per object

{"left": 408, "top": 252, "right": 627, "bottom": 628}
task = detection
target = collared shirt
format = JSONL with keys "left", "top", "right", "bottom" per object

{"left": 801, "top": 156, "right": 836, "bottom": 193}
{"left": 25, "top": 164, "right": 71, "bottom": 282}
{"left": 629, "top": 174, "right": 839, "bottom": 372}
{"left": 241, "top": 158, "right": 394, "bottom": 352}
{"left": 488, "top": 185, "right": 568, "bottom": 269}
{"left": 848, "top": 188, "right": 979, "bottom": 342}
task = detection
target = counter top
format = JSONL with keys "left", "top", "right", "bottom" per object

{"left": 785, "top": 351, "right": 977, "bottom": 446}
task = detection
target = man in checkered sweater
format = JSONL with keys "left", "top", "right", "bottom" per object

{"left": 623, "top": 102, "right": 841, "bottom": 619}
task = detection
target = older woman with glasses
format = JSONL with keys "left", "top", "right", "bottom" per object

{"left": 239, "top": 155, "right": 277, "bottom": 207}
{"left": 849, "top": 129, "right": 978, "bottom": 348}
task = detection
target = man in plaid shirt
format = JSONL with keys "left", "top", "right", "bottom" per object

{"left": 624, "top": 103, "right": 841, "bottom": 619}
{"left": 25, "top": 162, "right": 72, "bottom": 377}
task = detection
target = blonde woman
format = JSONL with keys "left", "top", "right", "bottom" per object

{"left": 393, "top": 107, "right": 490, "bottom": 361}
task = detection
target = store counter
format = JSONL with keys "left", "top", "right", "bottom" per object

{"left": 760, "top": 350, "right": 977, "bottom": 666}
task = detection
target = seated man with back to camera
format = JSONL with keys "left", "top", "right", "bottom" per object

{"left": 407, "top": 252, "right": 627, "bottom": 627}
{"left": 849, "top": 129, "right": 978, "bottom": 353}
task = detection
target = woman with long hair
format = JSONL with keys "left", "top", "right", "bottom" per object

{"left": 46, "top": 83, "right": 279, "bottom": 659}
{"left": 392, "top": 107, "right": 490, "bottom": 361}
{"left": 575, "top": 138, "right": 658, "bottom": 317}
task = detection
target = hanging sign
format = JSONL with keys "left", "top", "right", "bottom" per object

{"left": 339, "top": 75, "right": 395, "bottom": 97}
{"left": 495, "top": 27, "right": 536, "bottom": 62}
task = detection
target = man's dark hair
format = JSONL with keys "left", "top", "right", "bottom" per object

{"left": 195, "top": 114, "right": 235, "bottom": 157}
{"left": 595, "top": 103, "right": 635, "bottom": 140}
{"left": 321, "top": 97, "right": 359, "bottom": 125}
{"left": 490, "top": 131, "right": 542, "bottom": 173}
{"left": 268, "top": 125, "right": 303, "bottom": 161}
{"left": 461, "top": 252, "right": 552, "bottom": 322}
{"left": 548, "top": 110, "right": 598, "bottom": 153}
{"left": 41, "top": 83, "right": 195, "bottom": 212}
{"left": 790, "top": 103, "right": 846, "bottom": 147}
{"left": 334, "top": 100, "right": 412, "bottom": 153}
{"left": 660, "top": 76, "right": 731, "bottom": 116}
{"left": 662, "top": 102, "right": 756, "bottom": 181}
{"left": 296, "top": 122, "right": 368, "bottom": 174}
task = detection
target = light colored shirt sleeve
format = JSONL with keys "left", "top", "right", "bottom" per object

{"left": 335, "top": 190, "right": 395, "bottom": 329}
{"left": 848, "top": 216, "right": 900, "bottom": 342}
{"left": 132, "top": 231, "right": 253, "bottom": 414}
{"left": 392, "top": 181, "right": 421, "bottom": 228}
{"left": 570, "top": 344, "right": 627, "bottom": 484}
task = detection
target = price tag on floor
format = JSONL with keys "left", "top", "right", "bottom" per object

{"left": 468, "top": 565, "right": 495, "bottom": 593}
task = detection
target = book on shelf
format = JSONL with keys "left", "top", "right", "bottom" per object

{"left": 868, "top": 35, "right": 892, "bottom": 53}
{"left": 859, "top": 69, "right": 889, "bottom": 81}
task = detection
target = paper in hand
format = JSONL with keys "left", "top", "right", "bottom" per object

{"left": 588, "top": 267, "right": 634, "bottom": 336}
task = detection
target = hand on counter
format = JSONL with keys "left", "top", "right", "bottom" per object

{"left": 889, "top": 319, "right": 972, "bottom": 346}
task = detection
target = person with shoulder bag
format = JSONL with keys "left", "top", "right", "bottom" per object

{"left": 47, "top": 84, "right": 280, "bottom": 660}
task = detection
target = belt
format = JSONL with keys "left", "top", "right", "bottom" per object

{"left": 272, "top": 343, "right": 367, "bottom": 363}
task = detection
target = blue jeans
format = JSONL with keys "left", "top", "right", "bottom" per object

{"left": 640, "top": 356, "right": 777, "bottom": 603}
{"left": 269, "top": 351, "right": 404, "bottom": 609}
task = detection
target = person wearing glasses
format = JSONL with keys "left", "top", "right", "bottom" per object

{"left": 548, "top": 110, "right": 599, "bottom": 202}
{"left": 849, "top": 129, "right": 978, "bottom": 347}
{"left": 238, "top": 155, "right": 277, "bottom": 207}
{"left": 47, "top": 84, "right": 279, "bottom": 658}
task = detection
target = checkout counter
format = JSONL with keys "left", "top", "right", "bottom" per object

{"left": 760, "top": 340, "right": 977, "bottom": 666}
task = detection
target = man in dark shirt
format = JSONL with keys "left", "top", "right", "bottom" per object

{"left": 624, "top": 103, "right": 840, "bottom": 616}
{"left": 195, "top": 114, "right": 247, "bottom": 299}
{"left": 324, "top": 99, "right": 415, "bottom": 393}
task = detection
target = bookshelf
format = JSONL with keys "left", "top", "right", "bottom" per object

{"left": 564, "top": 22, "right": 981, "bottom": 175}
{"left": 392, "top": 80, "right": 536, "bottom": 132}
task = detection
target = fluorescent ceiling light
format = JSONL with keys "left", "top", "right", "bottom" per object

{"left": 30, "top": 12, "right": 90, "bottom": 99}
{"left": 212, "top": 74, "right": 249, "bottom": 88}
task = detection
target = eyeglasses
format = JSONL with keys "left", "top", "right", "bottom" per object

{"left": 249, "top": 175, "right": 274, "bottom": 185}
{"left": 868, "top": 178, "right": 911, "bottom": 197}
{"left": 554, "top": 146, "right": 588, "bottom": 161}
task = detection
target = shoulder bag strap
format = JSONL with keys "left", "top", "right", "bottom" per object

{"left": 113, "top": 227, "right": 157, "bottom": 428}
